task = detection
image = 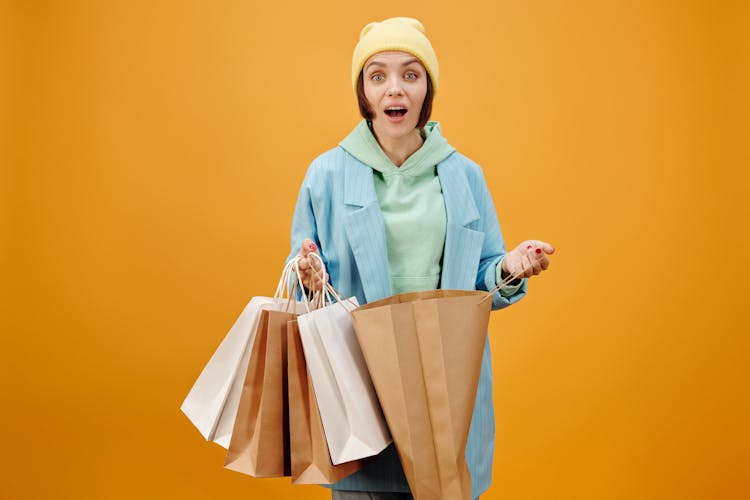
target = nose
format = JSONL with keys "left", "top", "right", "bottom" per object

{"left": 387, "top": 82, "right": 404, "bottom": 97}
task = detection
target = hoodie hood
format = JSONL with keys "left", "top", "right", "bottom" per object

{"left": 339, "top": 120, "right": 455, "bottom": 177}
{"left": 338, "top": 119, "right": 455, "bottom": 295}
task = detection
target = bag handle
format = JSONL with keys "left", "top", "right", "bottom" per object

{"left": 479, "top": 259, "right": 535, "bottom": 304}
{"left": 274, "top": 258, "right": 299, "bottom": 299}
{"left": 304, "top": 253, "right": 359, "bottom": 313}
{"left": 277, "top": 252, "right": 329, "bottom": 313}
{"left": 291, "top": 257, "right": 313, "bottom": 314}
{"left": 272, "top": 256, "right": 315, "bottom": 313}
{"left": 305, "top": 252, "right": 332, "bottom": 309}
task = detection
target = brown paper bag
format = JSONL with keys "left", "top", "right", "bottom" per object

{"left": 351, "top": 290, "right": 492, "bottom": 500}
{"left": 287, "top": 319, "right": 366, "bottom": 484}
{"left": 224, "top": 308, "right": 296, "bottom": 477}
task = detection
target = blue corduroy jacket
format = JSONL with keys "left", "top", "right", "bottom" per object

{"left": 286, "top": 144, "right": 527, "bottom": 497}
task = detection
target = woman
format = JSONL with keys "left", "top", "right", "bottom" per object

{"left": 287, "top": 17, "right": 554, "bottom": 500}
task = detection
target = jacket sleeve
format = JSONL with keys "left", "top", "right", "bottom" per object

{"left": 471, "top": 165, "right": 528, "bottom": 311}
{"left": 285, "top": 163, "right": 325, "bottom": 298}
{"left": 287, "top": 167, "right": 318, "bottom": 260}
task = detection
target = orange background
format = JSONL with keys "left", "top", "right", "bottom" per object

{"left": 2, "top": 1, "right": 749, "bottom": 499}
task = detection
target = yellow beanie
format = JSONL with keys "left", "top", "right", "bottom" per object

{"left": 351, "top": 17, "right": 439, "bottom": 96}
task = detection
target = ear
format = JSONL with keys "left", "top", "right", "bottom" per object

{"left": 386, "top": 17, "right": 425, "bottom": 34}
{"left": 359, "top": 22, "right": 378, "bottom": 40}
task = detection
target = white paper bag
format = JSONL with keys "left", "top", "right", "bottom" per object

{"left": 181, "top": 259, "right": 310, "bottom": 448}
{"left": 298, "top": 288, "right": 392, "bottom": 464}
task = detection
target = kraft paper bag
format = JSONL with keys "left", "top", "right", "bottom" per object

{"left": 351, "top": 290, "right": 492, "bottom": 500}
{"left": 287, "top": 320, "right": 366, "bottom": 484}
{"left": 224, "top": 308, "right": 299, "bottom": 477}
{"left": 181, "top": 258, "right": 309, "bottom": 449}
{"left": 298, "top": 291, "right": 391, "bottom": 465}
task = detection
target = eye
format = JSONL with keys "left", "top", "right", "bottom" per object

{"left": 370, "top": 73, "right": 385, "bottom": 82}
{"left": 405, "top": 71, "right": 419, "bottom": 80}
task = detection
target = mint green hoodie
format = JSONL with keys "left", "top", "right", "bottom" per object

{"left": 340, "top": 120, "right": 455, "bottom": 294}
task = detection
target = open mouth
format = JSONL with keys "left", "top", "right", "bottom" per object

{"left": 384, "top": 107, "right": 407, "bottom": 118}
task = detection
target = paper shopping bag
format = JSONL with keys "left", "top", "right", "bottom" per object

{"left": 181, "top": 297, "right": 275, "bottom": 445}
{"left": 181, "top": 258, "right": 309, "bottom": 448}
{"left": 224, "top": 308, "right": 298, "bottom": 477}
{"left": 298, "top": 295, "right": 391, "bottom": 465}
{"left": 287, "top": 320, "right": 366, "bottom": 484}
{"left": 351, "top": 290, "right": 492, "bottom": 500}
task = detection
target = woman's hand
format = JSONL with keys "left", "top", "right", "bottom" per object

{"left": 501, "top": 240, "right": 555, "bottom": 279}
{"left": 296, "top": 238, "right": 328, "bottom": 291}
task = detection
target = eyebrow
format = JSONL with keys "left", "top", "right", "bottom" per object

{"left": 364, "top": 58, "right": 421, "bottom": 71}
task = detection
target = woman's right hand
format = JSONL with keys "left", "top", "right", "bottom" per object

{"left": 296, "top": 238, "right": 328, "bottom": 291}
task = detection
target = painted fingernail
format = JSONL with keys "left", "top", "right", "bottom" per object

{"left": 535, "top": 248, "right": 542, "bottom": 254}
{"left": 309, "top": 243, "right": 316, "bottom": 251}
{"left": 527, "top": 245, "right": 532, "bottom": 249}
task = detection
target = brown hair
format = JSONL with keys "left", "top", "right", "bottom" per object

{"left": 356, "top": 71, "right": 434, "bottom": 131}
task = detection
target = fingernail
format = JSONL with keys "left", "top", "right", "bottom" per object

{"left": 309, "top": 243, "right": 316, "bottom": 250}
{"left": 527, "top": 245, "right": 532, "bottom": 249}
{"left": 535, "top": 248, "right": 542, "bottom": 254}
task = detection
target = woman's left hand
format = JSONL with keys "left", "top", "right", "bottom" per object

{"left": 501, "top": 240, "right": 555, "bottom": 278}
